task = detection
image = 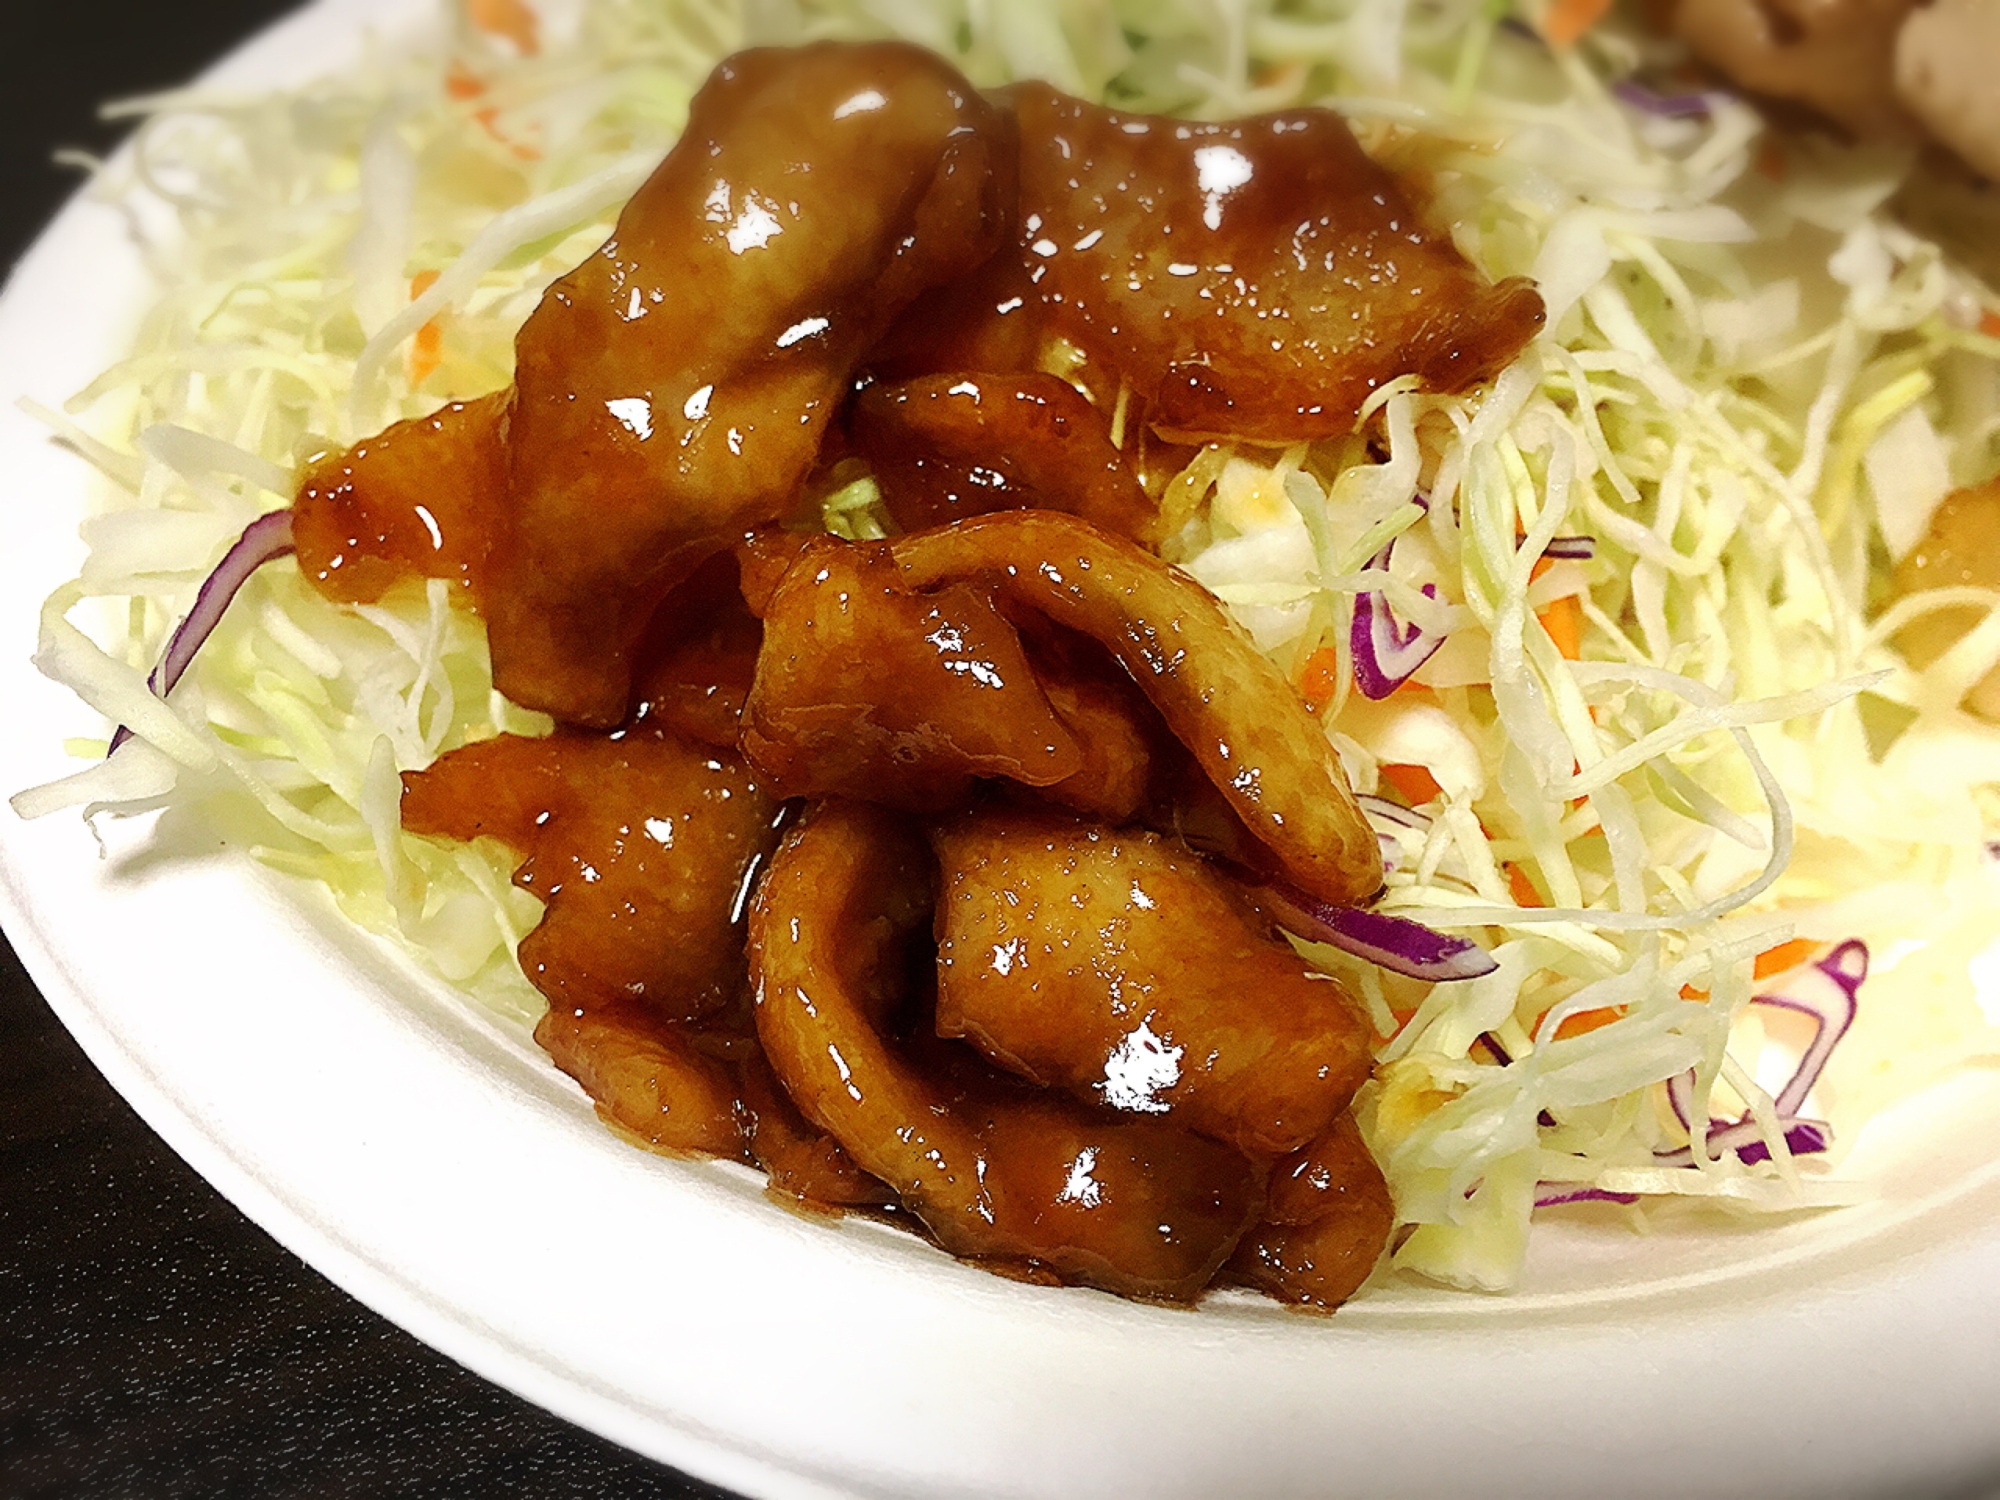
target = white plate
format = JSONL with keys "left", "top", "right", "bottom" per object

{"left": 5, "top": 4, "right": 2000, "bottom": 1496}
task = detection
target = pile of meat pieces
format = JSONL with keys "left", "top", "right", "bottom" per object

{"left": 401, "top": 513, "right": 1393, "bottom": 1306}
{"left": 292, "top": 41, "right": 1544, "bottom": 1306}
{"left": 294, "top": 39, "right": 1543, "bottom": 726}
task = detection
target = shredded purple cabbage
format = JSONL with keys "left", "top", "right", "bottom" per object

{"left": 1356, "top": 793, "right": 1432, "bottom": 832}
{"left": 1356, "top": 793, "right": 1433, "bottom": 875}
{"left": 1351, "top": 515, "right": 1447, "bottom": 700}
{"left": 1658, "top": 1117, "right": 1832, "bottom": 1168}
{"left": 1471, "top": 1032, "right": 1561, "bottom": 1126}
{"left": 1260, "top": 881, "right": 1498, "bottom": 982}
{"left": 1535, "top": 939, "right": 1866, "bottom": 1207}
{"left": 1656, "top": 939, "right": 1866, "bottom": 1169}
{"left": 1542, "top": 535, "right": 1596, "bottom": 561}
{"left": 1535, "top": 1183, "right": 1640, "bottom": 1209}
{"left": 109, "top": 509, "right": 296, "bottom": 754}
{"left": 1611, "top": 78, "right": 1724, "bottom": 118}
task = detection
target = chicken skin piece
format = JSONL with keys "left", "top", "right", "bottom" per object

{"left": 400, "top": 729, "right": 780, "bottom": 1022}
{"left": 482, "top": 41, "right": 1013, "bottom": 726}
{"left": 932, "top": 812, "right": 1375, "bottom": 1157}
{"left": 750, "top": 800, "right": 1265, "bottom": 1302}
{"left": 888, "top": 511, "right": 1384, "bottom": 906}
{"left": 874, "top": 85, "right": 1543, "bottom": 444}
{"left": 1226, "top": 1112, "right": 1392, "bottom": 1310}
{"left": 851, "top": 372, "right": 1158, "bottom": 541}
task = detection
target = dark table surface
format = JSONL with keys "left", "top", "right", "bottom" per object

{"left": 0, "top": 4, "right": 736, "bottom": 1495}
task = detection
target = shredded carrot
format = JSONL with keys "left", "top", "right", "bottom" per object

{"left": 473, "top": 106, "right": 543, "bottom": 161}
{"left": 1530, "top": 555, "right": 1584, "bottom": 661}
{"left": 409, "top": 270, "right": 444, "bottom": 388}
{"left": 1251, "top": 60, "right": 1308, "bottom": 92}
{"left": 1539, "top": 592, "right": 1583, "bottom": 661}
{"left": 1505, "top": 861, "right": 1544, "bottom": 909}
{"left": 1380, "top": 762, "right": 1444, "bottom": 806}
{"left": 1298, "top": 647, "right": 1342, "bottom": 709}
{"left": 1552, "top": 1005, "right": 1625, "bottom": 1041}
{"left": 1753, "top": 937, "right": 1817, "bottom": 980}
{"left": 1542, "top": 0, "right": 1613, "bottom": 47}
{"left": 1378, "top": 1003, "right": 1423, "bottom": 1043}
{"left": 466, "top": 0, "right": 540, "bottom": 55}
{"left": 1299, "top": 649, "right": 1435, "bottom": 708}
{"left": 450, "top": 54, "right": 538, "bottom": 159}
{"left": 1980, "top": 309, "right": 2000, "bottom": 341}
{"left": 1528, "top": 999, "right": 1626, "bottom": 1039}
{"left": 1679, "top": 939, "right": 1818, "bottom": 1003}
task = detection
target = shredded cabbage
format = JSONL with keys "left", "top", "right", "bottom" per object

{"left": 15, "top": 0, "right": 2000, "bottom": 1293}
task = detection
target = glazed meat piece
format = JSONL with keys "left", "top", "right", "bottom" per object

{"left": 851, "top": 372, "right": 1158, "bottom": 541}
{"left": 733, "top": 528, "right": 818, "bottom": 617}
{"left": 866, "top": 256, "right": 1044, "bottom": 386}
{"left": 740, "top": 536, "right": 1083, "bottom": 810}
{"left": 1030, "top": 677, "right": 1155, "bottom": 823}
{"left": 1672, "top": 0, "right": 1917, "bottom": 137}
{"left": 1017, "top": 622, "right": 1158, "bottom": 824}
{"left": 932, "top": 812, "right": 1375, "bottom": 1157}
{"left": 744, "top": 532, "right": 1159, "bottom": 819}
{"left": 735, "top": 1051, "right": 894, "bottom": 1210}
{"left": 888, "top": 511, "right": 1383, "bottom": 906}
{"left": 484, "top": 42, "right": 1013, "bottom": 725}
{"left": 400, "top": 729, "right": 780, "bottom": 1020}
{"left": 865, "top": 277, "right": 1204, "bottom": 503}
{"left": 625, "top": 555, "right": 764, "bottom": 749}
{"left": 292, "top": 393, "right": 506, "bottom": 604}
{"left": 876, "top": 84, "right": 1543, "bottom": 444}
{"left": 749, "top": 799, "right": 1265, "bottom": 1301}
{"left": 1890, "top": 477, "right": 2000, "bottom": 721}
{"left": 534, "top": 1001, "right": 746, "bottom": 1158}
{"left": 1226, "top": 1113, "right": 1392, "bottom": 1310}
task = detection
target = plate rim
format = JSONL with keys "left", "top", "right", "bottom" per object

{"left": 4, "top": 3, "right": 2000, "bottom": 1497}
